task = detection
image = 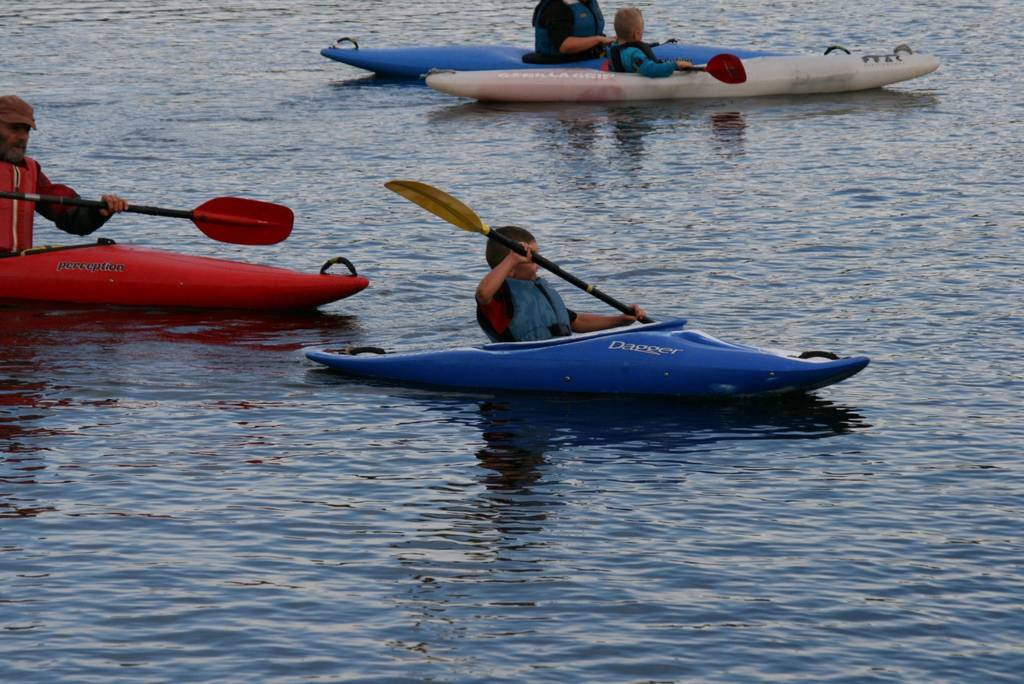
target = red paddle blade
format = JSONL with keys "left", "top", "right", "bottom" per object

{"left": 192, "top": 197, "right": 294, "bottom": 245}
{"left": 705, "top": 53, "right": 747, "bottom": 84}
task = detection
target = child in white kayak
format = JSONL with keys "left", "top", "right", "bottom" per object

{"left": 607, "top": 7, "right": 692, "bottom": 77}
{"left": 475, "top": 225, "right": 646, "bottom": 342}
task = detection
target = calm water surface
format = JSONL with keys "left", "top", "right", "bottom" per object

{"left": 2, "top": 1, "right": 1022, "bottom": 682}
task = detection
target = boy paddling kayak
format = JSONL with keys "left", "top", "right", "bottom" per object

{"left": 476, "top": 225, "right": 646, "bottom": 342}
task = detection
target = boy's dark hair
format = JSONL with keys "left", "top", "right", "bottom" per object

{"left": 486, "top": 225, "right": 536, "bottom": 268}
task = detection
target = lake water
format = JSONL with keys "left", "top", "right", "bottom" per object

{"left": 2, "top": 1, "right": 1022, "bottom": 682}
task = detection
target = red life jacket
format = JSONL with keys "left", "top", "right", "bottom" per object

{"left": 0, "top": 156, "right": 41, "bottom": 253}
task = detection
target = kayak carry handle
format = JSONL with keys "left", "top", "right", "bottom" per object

{"left": 345, "top": 346, "right": 387, "bottom": 355}
{"left": 320, "top": 256, "right": 358, "bottom": 276}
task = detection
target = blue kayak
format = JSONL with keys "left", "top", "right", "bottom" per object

{"left": 306, "top": 320, "right": 869, "bottom": 398}
{"left": 320, "top": 39, "right": 779, "bottom": 80}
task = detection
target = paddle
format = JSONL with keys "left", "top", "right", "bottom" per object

{"left": 0, "top": 191, "right": 293, "bottom": 245}
{"left": 684, "top": 53, "right": 747, "bottom": 84}
{"left": 384, "top": 179, "right": 653, "bottom": 323}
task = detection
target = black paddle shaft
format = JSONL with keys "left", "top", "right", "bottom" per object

{"left": 488, "top": 228, "right": 654, "bottom": 323}
{"left": 0, "top": 191, "right": 192, "bottom": 219}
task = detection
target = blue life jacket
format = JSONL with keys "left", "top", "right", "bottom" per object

{"left": 608, "top": 41, "right": 659, "bottom": 72}
{"left": 532, "top": 0, "right": 605, "bottom": 56}
{"left": 505, "top": 277, "right": 572, "bottom": 341}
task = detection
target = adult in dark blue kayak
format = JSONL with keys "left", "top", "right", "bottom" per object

{"left": 476, "top": 226, "right": 646, "bottom": 342}
{"left": 0, "top": 94, "right": 127, "bottom": 254}
{"left": 607, "top": 6, "right": 692, "bottom": 76}
{"left": 532, "top": 0, "right": 614, "bottom": 61}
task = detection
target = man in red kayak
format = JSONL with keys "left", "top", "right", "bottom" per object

{"left": 0, "top": 94, "right": 128, "bottom": 254}
{"left": 476, "top": 225, "right": 646, "bottom": 342}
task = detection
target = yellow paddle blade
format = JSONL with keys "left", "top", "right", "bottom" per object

{"left": 385, "top": 180, "right": 490, "bottom": 235}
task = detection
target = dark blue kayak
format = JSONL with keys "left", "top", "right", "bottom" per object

{"left": 306, "top": 320, "right": 868, "bottom": 398}
{"left": 320, "top": 40, "right": 780, "bottom": 80}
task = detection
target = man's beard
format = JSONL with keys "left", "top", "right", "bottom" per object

{"left": 0, "top": 146, "right": 26, "bottom": 164}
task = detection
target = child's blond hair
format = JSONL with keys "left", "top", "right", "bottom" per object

{"left": 613, "top": 7, "right": 644, "bottom": 41}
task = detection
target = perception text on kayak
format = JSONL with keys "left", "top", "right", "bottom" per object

{"left": 608, "top": 340, "right": 681, "bottom": 356}
{"left": 56, "top": 261, "right": 126, "bottom": 273}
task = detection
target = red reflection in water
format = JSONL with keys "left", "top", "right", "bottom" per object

{"left": 2, "top": 303, "right": 361, "bottom": 517}
{"left": 1, "top": 303, "right": 358, "bottom": 351}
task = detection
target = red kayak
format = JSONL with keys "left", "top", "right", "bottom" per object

{"left": 0, "top": 240, "right": 369, "bottom": 310}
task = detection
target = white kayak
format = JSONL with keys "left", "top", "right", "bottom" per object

{"left": 426, "top": 45, "right": 939, "bottom": 102}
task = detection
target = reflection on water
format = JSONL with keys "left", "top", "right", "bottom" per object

{"left": 1, "top": 305, "right": 362, "bottom": 449}
{"left": 0, "top": 372, "right": 58, "bottom": 517}
{"left": 430, "top": 100, "right": 749, "bottom": 165}
{"left": 709, "top": 111, "right": 747, "bottom": 155}
{"left": 307, "top": 376, "right": 871, "bottom": 471}
{"left": 1, "top": 304, "right": 360, "bottom": 352}
{"left": 384, "top": 389, "right": 869, "bottom": 640}
{"left": 472, "top": 392, "right": 869, "bottom": 466}
{"left": 327, "top": 74, "right": 427, "bottom": 90}
{"left": 428, "top": 85, "right": 939, "bottom": 120}
{"left": 1, "top": 305, "right": 363, "bottom": 517}
{"left": 742, "top": 87, "right": 941, "bottom": 118}
{"left": 427, "top": 87, "right": 939, "bottom": 166}
{"left": 606, "top": 106, "right": 659, "bottom": 167}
